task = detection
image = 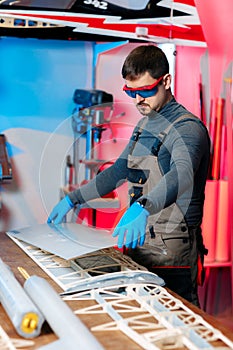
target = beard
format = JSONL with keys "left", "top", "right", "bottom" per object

{"left": 136, "top": 102, "right": 152, "bottom": 115}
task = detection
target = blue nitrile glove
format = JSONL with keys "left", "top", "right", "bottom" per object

{"left": 112, "top": 202, "right": 149, "bottom": 249}
{"left": 47, "top": 195, "right": 75, "bottom": 225}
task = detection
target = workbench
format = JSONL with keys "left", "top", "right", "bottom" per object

{"left": 1, "top": 231, "right": 233, "bottom": 350}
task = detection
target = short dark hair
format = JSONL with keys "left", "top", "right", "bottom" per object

{"left": 121, "top": 45, "right": 169, "bottom": 80}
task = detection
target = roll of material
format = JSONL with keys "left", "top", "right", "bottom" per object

{"left": 202, "top": 180, "right": 218, "bottom": 262}
{"left": 24, "top": 275, "right": 104, "bottom": 350}
{"left": 211, "top": 98, "right": 225, "bottom": 180}
{"left": 215, "top": 180, "right": 230, "bottom": 262}
{"left": 0, "top": 258, "right": 44, "bottom": 338}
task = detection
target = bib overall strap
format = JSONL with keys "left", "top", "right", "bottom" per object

{"left": 129, "top": 118, "right": 148, "bottom": 155}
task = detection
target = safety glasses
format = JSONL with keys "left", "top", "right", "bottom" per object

{"left": 123, "top": 76, "right": 164, "bottom": 98}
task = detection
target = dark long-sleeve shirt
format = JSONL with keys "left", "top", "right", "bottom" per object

{"left": 69, "top": 97, "right": 210, "bottom": 226}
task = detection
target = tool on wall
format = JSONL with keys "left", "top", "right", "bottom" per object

{"left": 0, "top": 258, "right": 44, "bottom": 338}
{"left": 64, "top": 154, "right": 75, "bottom": 186}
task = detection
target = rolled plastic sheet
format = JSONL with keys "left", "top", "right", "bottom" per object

{"left": 0, "top": 259, "right": 44, "bottom": 338}
{"left": 215, "top": 180, "right": 230, "bottom": 262}
{"left": 211, "top": 98, "right": 225, "bottom": 180}
{"left": 202, "top": 180, "right": 219, "bottom": 262}
{"left": 24, "top": 275, "right": 104, "bottom": 350}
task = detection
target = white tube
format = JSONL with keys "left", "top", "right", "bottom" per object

{"left": 0, "top": 258, "right": 44, "bottom": 338}
{"left": 24, "top": 275, "right": 104, "bottom": 350}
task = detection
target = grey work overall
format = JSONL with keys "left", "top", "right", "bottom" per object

{"left": 127, "top": 115, "right": 206, "bottom": 306}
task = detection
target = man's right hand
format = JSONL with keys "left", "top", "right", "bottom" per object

{"left": 47, "top": 195, "right": 75, "bottom": 225}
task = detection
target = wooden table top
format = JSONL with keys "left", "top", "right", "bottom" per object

{"left": 1, "top": 231, "right": 233, "bottom": 350}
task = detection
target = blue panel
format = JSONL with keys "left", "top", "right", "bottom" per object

{"left": 0, "top": 38, "right": 94, "bottom": 133}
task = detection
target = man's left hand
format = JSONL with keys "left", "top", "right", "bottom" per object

{"left": 112, "top": 202, "right": 149, "bottom": 249}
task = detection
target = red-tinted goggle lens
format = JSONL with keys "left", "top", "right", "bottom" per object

{"left": 123, "top": 76, "right": 164, "bottom": 98}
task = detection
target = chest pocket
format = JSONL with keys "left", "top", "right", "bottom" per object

{"left": 127, "top": 134, "right": 163, "bottom": 184}
{"left": 127, "top": 168, "right": 150, "bottom": 204}
{"left": 127, "top": 168, "right": 150, "bottom": 184}
{"left": 127, "top": 136, "right": 163, "bottom": 205}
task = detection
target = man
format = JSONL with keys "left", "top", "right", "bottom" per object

{"left": 48, "top": 45, "right": 210, "bottom": 306}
